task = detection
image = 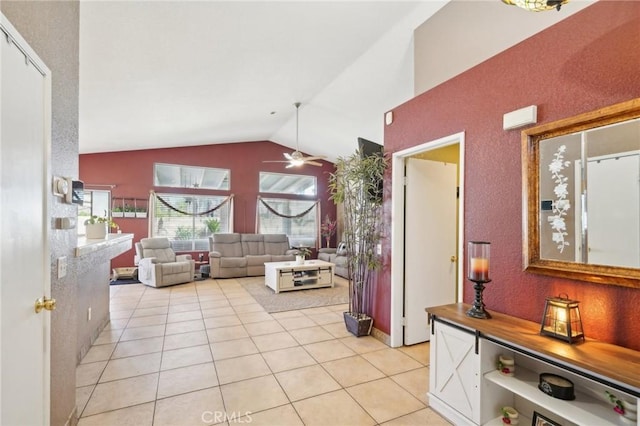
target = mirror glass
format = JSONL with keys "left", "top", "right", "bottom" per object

{"left": 523, "top": 98, "right": 640, "bottom": 288}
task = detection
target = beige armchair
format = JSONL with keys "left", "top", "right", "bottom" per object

{"left": 135, "top": 237, "right": 195, "bottom": 288}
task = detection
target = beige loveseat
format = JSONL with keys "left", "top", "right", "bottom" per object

{"left": 318, "top": 242, "right": 349, "bottom": 279}
{"left": 208, "top": 233, "right": 298, "bottom": 278}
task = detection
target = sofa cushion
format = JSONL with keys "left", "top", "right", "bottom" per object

{"left": 317, "top": 252, "right": 335, "bottom": 263}
{"left": 161, "top": 261, "right": 192, "bottom": 275}
{"left": 271, "top": 254, "right": 295, "bottom": 262}
{"left": 210, "top": 234, "right": 243, "bottom": 257}
{"left": 336, "top": 241, "right": 347, "bottom": 256}
{"left": 246, "top": 254, "right": 271, "bottom": 266}
{"left": 263, "top": 234, "right": 292, "bottom": 255}
{"left": 241, "top": 234, "right": 265, "bottom": 256}
{"left": 334, "top": 255, "right": 349, "bottom": 268}
{"left": 140, "top": 238, "right": 177, "bottom": 263}
{"left": 219, "top": 257, "right": 247, "bottom": 268}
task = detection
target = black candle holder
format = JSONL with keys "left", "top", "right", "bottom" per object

{"left": 466, "top": 279, "right": 492, "bottom": 319}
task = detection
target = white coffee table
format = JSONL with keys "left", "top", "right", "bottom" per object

{"left": 264, "top": 260, "right": 335, "bottom": 293}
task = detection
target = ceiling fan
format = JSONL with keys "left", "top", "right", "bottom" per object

{"left": 264, "top": 102, "right": 326, "bottom": 168}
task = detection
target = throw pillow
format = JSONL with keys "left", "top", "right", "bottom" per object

{"left": 337, "top": 241, "right": 347, "bottom": 256}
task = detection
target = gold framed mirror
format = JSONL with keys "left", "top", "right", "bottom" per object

{"left": 522, "top": 98, "right": 640, "bottom": 288}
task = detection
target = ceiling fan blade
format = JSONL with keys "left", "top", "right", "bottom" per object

{"left": 284, "top": 153, "right": 293, "bottom": 160}
{"left": 306, "top": 161, "right": 323, "bottom": 167}
{"left": 302, "top": 156, "right": 326, "bottom": 161}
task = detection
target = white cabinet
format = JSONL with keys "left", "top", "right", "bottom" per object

{"left": 429, "top": 321, "right": 481, "bottom": 425}
{"left": 427, "top": 304, "right": 640, "bottom": 426}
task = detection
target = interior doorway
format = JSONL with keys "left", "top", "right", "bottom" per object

{"left": 389, "top": 132, "right": 465, "bottom": 347}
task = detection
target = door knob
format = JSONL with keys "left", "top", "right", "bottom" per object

{"left": 450, "top": 256, "right": 457, "bottom": 262}
{"left": 35, "top": 297, "right": 56, "bottom": 313}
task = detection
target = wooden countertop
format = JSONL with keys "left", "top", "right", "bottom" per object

{"left": 426, "top": 303, "right": 640, "bottom": 393}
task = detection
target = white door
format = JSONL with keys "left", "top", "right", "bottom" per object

{"left": 1, "top": 15, "right": 52, "bottom": 424}
{"left": 404, "top": 158, "right": 457, "bottom": 345}
{"left": 587, "top": 154, "right": 640, "bottom": 267}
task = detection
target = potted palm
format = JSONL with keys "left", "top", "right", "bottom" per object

{"left": 329, "top": 148, "right": 387, "bottom": 336}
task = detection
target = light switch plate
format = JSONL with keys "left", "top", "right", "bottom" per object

{"left": 57, "top": 256, "right": 67, "bottom": 278}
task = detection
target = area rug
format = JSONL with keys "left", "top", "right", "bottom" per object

{"left": 238, "top": 276, "right": 349, "bottom": 313}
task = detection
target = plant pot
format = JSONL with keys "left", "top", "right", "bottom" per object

{"left": 124, "top": 212, "right": 136, "bottom": 218}
{"left": 136, "top": 211, "right": 147, "bottom": 218}
{"left": 343, "top": 311, "right": 373, "bottom": 337}
{"left": 295, "top": 255, "right": 305, "bottom": 265}
{"left": 85, "top": 223, "right": 107, "bottom": 239}
{"left": 111, "top": 211, "right": 124, "bottom": 218}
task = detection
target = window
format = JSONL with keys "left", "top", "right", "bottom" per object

{"left": 258, "top": 172, "right": 319, "bottom": 247}
{"left": 259, "top": 172, "right": 316, "bottom": 196}
{"left": 150, "top": 193, "right": 232, "bottom": 251}
{"left": 154, "top": 163, "right": 230, "bottom": 190}
{"left": 77, "top": 190, "right": 110, "bottom": 235}
{"left": 257, "top": 198, "right": 318, "bottom": 247}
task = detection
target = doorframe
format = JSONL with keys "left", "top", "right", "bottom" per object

{"left": 389, "top": 131, "right": 465, "bottom": 347}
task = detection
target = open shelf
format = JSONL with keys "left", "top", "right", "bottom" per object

{"left": 485, "top": 368, "right": 620, "bottom": 425}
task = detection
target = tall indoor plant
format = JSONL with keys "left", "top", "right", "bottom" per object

{"left": 329, "top": 148, "right": 387, "bottom": 336}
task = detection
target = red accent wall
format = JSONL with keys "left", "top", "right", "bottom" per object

{"left": 80, "top": 141, "right": 336, "bottom": 269}
{"left": 381, "top": 2, "right": 640, "bottom": 350}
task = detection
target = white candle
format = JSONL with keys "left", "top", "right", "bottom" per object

{"left": 470, "top": 257, "right": 489, "bottom": 281}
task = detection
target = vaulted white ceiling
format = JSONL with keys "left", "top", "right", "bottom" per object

{"left": 79, "top": 0, "right": 593, "bottom": 162}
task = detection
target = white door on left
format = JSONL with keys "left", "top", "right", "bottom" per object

{"left": 1, "top": 14, "right": 52, "bottom": 425}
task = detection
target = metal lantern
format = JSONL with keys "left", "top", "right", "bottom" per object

{"left": 540, "top": 294, "right": 584, "bottom": 343}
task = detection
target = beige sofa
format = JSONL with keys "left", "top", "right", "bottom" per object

{"left": 208, "top": 233, "right": 298, "bottom": 278}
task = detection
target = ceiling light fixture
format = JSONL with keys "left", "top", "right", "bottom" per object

{"left": 502, "top": 0, "right": 568, "bottom": 12}
{"left": 262, "top": 102, "right": 326, "bottom": 168}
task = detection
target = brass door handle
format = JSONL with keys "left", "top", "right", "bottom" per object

{"left": 35, "top": 297, "right": 56, "bottom": 313}
{"left": 450, "top": 256, "right": 457, "bottom": 263}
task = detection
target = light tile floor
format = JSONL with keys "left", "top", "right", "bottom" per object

{"left": 76, "top": 277, "right": 451, "bottom": 425}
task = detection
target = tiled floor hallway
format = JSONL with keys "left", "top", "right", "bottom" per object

{"left": 76, "top": 277, "right": 450, "bottom": 425}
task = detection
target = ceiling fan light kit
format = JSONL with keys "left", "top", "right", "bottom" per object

{"left": 263, "top": 102, "right": 326, "bottom": 168}
{"left": 501, "top": 0, "right": 568, "bottom": 11}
